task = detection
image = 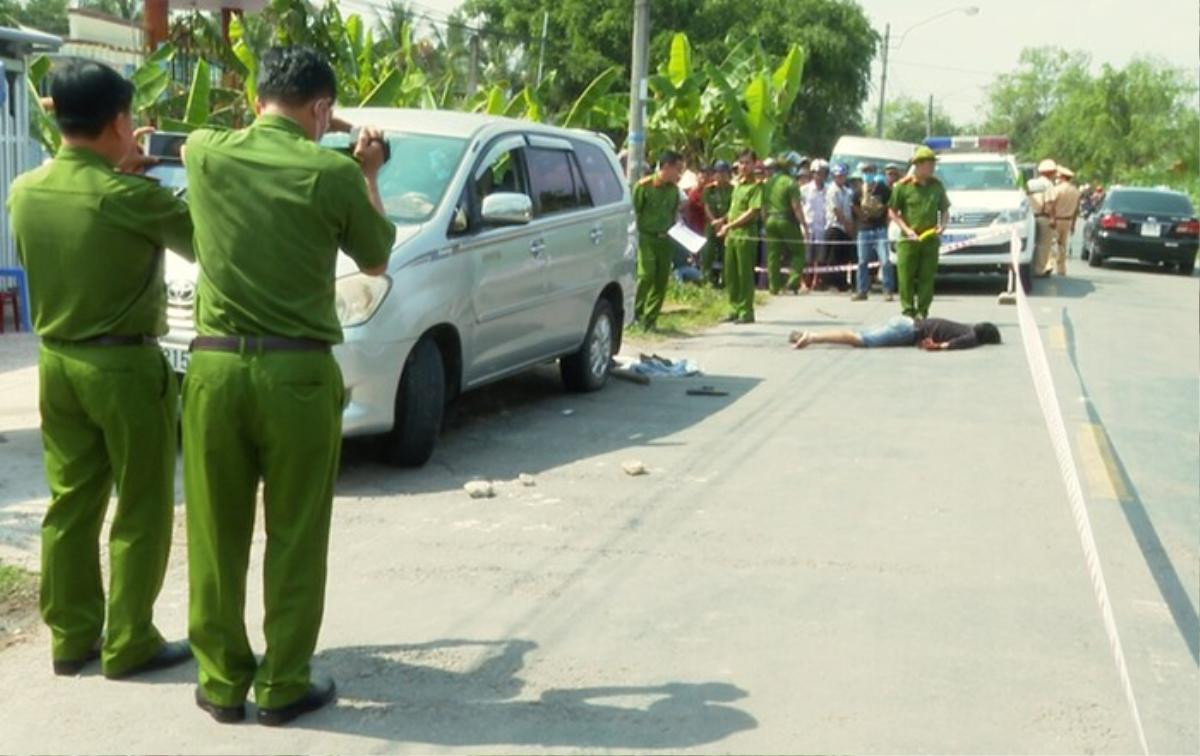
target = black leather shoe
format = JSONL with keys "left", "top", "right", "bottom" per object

{"left": 52, "top": 646, "right": 100, "bottom": 676}
{"left": 195, "top": 687, "right": 246, "bottom": 724}
{"left": 256, "top": 676, "right": 337, "bottom": 727}
{"left": 104, "top": 640, "right": 193, "bottom": 680}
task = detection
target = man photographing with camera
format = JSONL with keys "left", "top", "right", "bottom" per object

{"left": 182, "top": 45, "right": 396, "bottom": 726}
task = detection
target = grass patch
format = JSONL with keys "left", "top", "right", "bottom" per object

{"left": 0, "top": 562, "right": 38, "bottom": 650}
{"left": 626, "top": 280, "right": 769, "bottom": 342}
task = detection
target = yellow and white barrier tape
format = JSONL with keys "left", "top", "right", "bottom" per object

{"left": 1008, "top": 229, "right": 1150, "bottom": 755}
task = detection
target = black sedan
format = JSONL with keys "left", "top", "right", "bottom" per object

{"left": 1082, "top": 187, "right": 1199, "bottom": 275}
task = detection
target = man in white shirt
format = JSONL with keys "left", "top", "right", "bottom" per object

{"left": 820, "top": 162, "right": 855, "bottom": 290}
{"left": 797, "top": 159, "right": 829, "bottom": 292}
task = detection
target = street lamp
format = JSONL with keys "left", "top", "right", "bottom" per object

{"left": 874, "top": 5, "right": 979, "bottom": 138}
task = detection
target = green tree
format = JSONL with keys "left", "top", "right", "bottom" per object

{"left": 462, "top": 0, "right": 876, "bottom": 153}
{"left": 2, "top": 0, "right": 70, "bottom": 34}
{"left": 881, "top": 95, "right": 957, "bottom": 144}
{"left": 982, "top": 47, "right": 1198, "bottom": 201}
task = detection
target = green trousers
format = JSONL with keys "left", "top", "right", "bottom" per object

{"left": 183, "top": 349, "right": 343, "bottom": 709}
{"left": 701, "top": 231, "right": 723, "bottom": 284}
{"left": 896, "top": 237, "right": 940, "bottom": 318}
{"left": 725, "top": 234, "right": 757, "bottom": 322}
{"left": 635, "top": 233, "right": 673, "bottom": 326}
{"left": 37, "top": 342, "right": 176, "bottom": 675}
{"left": 766, "top": 219, "right": 805, "bottom": 295}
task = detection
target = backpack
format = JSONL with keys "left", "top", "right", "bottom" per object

{"left": 862, "top": 185, "right": 887, "bottom": 222}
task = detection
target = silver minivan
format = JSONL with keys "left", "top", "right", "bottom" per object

{"left": 160, "top": 108, "right": 636, "bottom": 466}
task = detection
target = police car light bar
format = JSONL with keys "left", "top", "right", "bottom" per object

{"left": 924, "top": 135, "right": 1010, "bottom": 153}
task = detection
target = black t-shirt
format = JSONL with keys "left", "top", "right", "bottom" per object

{"left": 915, "top": 318, "right": 979, "bottom": 350}
{"left": 856, "top": 181, "right": 892, "bottom": 230}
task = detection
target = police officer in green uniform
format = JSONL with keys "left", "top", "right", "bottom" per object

{"left": 700, "top": 160, "right": 733, "bottom": 286}
{"left": 7, "top": 62, "right": 194, "bottom": 679}
{"left": 888, "top": 146, "right": 950, "bottom": 318}
{"left": 717, "top": 149, "right": 763, "bottom": 324}
{"left": 632, "top": 150, "right": 683, "bottom": 330}
{"left": 763, "top": 153, "right": 808, "bottom": 295}
{"left": 182, "top": 47, "right": 395, "bottom": 726}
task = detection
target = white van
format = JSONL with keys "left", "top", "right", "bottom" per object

{"left": 829, "top": 135, "right": 919, "bottom": 174}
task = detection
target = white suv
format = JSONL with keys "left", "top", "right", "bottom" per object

{"left": 933, "top": 152, "right": 1036, "bottom": 291}
{"left": 157, "top": 109, "right": 636, "bottom": 466}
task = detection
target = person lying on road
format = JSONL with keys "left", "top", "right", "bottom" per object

{"left": 789, "top": 315, "right": 1001, "bottom": 351}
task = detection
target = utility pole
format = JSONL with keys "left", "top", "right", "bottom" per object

{"left": 926, "top": 94, "right": 933, "bottom": 138}
{"left": 535, "top": 10, "right": 549, "bottom": 87}
{"left": 466, "top": 33, "right": 480, "bottom": 97}
{"left": 875, "top": 22, "right": 889, "bottom": 137}
{"left": 627, "top": 0, "right": 650, "bottom": 182}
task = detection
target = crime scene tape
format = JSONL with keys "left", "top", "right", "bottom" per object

{"left": 748, "top": 229, "right": 1012, "bottom": 276}
{"left": 1007, "top": 230, "right": 1150, "bottom": 755}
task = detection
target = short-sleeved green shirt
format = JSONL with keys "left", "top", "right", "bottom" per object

{"left": 7, "top": 146, "right": 194, "bottom": 340}
{"left": 726, "top": 180, "right": 763, "bottom": 240}
{"left": 185, "top": 114, "right": 396, "bottom": 343}
{"left": 632, "top": 175, "right": 679, "bottom": 236}
{"left": 701, "top": 182, "right": 732, "bottom": 221}
{"left": 888, "top": 176, "right": 950, "bottom": 233}
{"left": 764, "top": 172, "right": 801, "bottom": 225}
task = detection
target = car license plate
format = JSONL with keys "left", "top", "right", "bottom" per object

{"left": 941, "top": 233, "right": 969, "bottom": 246}
{"left": 163, "top": 346, "right": 190, "bottom": 373}
{"left": 1141, "top": 222, "right": 1161, "bottom": 237}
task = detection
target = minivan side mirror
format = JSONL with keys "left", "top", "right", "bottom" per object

{"left": 480, "top": 192, "right": 533, "bottom": 226}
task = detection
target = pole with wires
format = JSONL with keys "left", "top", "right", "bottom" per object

{"left": 627, "top": 0, "right": 649, "bottom": 182}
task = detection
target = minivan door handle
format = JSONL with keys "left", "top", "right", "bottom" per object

{"left": 589, "top": 225, "right": 604, "bottom": 245}
{"left": 529, "top": 238, "right": 546, "bottom": 257}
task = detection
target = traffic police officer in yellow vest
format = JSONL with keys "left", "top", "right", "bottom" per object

{"left": 633, "top": 150, "right": 683, "bottom": 330}
{"left": 888, "top": 146, "right": 950, "bottom": 319}
{"left": 1030, "top": 158, "right": 1058, "bottom": 276}
{"left": 1050, "top": 165, "right": 1080, "bottom": 275}
{"left": 763, "top": 153, "right": 807, "bottom": 295}
{"left": 7, "top": 62, "right": 195, "bottom": 678}
{"left": 182, "top": 47, "right": 396, "bottom": 726}
{"left": 717, "top": 149, "right": 763, "bottom": 324}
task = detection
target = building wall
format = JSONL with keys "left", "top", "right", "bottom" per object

{"left": 0, "top": 54, "right": 41, "bottom": 272}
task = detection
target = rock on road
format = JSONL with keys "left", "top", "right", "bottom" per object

{"left": 0, "top": 258, "right": 1196, "bottom": 754}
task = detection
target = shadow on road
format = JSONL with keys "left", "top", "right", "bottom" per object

{"left": 339, "top": 365, "right": 761, "bottom": 497}
{"left": 300, "top": 638, "right": 756, "bottom": 749}
{"left": 1062, "top": 310, "right": 1200, "bottom": 666}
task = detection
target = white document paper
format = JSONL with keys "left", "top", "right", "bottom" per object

{"left": 667, "top": 221, "right": 708, "bottom": 255}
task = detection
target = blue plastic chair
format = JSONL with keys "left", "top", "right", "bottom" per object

{"left": 0, "top": 267, "right": 33, "bottom": 332}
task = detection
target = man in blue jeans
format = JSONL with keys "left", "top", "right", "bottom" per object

{"left": 851, "top": 162, "right": 893, "bottom": 301}
{"left": 788, "top": 316, "right": 1001, "bottom": 351}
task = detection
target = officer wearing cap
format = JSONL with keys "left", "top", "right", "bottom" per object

{"left": 701, "top": 160, "right": 733, "bottom": 286}
{"left": 763, "top": 152, "right": 808, "bottom": 295}
{"left": 1050, "top": 165, "right": 1080, "bottom": 275}
{"left": 8, "top": 62, "right": 195, "bottom": 679}
{"left": 888, "top": 146, "right": 950, "bottom": 318}
{"left": 1030, "top": 158, "right": 1058, "bottom": 276}
{"left": 182, "top": 46, "right": 396, "bottom": 726}
{"left": 716, "top": 148, "right": 763, "bottom": 323}
{"left": 632, "top": 150, "right": 684, "bottom": 329}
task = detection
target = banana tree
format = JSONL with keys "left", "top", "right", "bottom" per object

{"left": 705, "top": 39, "right": 805, "bottom": 158}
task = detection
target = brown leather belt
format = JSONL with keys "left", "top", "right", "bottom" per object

{"left": 190, "top": 336, "right": 331, "bottom": 353}
{"left": 44, "top": 334, "right": 158, "bottom": 347}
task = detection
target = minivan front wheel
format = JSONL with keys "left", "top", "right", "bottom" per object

{"left": 380, "top": 337, "right": 445, "bottom": 467}
{"left": 561, "top": 298, "right": 615, "bottom": 393}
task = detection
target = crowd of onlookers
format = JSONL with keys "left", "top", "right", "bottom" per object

{"left": 674, "top": 154, "right": 908, "bottom": 301}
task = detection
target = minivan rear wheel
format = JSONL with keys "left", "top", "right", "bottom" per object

{"left": 379, "top": 337, "right": 444, "bottom": 467}
{"left": 1088, "top": 248, "right": 1103, "bottom": 267}
{"left": 561, "top": 298, "right": 615, "bottom": 393}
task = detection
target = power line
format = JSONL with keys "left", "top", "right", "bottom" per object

{"left": 888, "top": 58, "right": 1001, "bottom": 78}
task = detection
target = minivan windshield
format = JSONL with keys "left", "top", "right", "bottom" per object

{"left": 936, "top": 160, "right": 1018, "bottom": 191}
{"left": 1107, "top": 189, "right": 1194, "bottom": 216}
{"left": 320, "top": 131, "right": 469, "bottom": 223}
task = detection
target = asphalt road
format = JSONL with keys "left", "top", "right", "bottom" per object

{"left": 0, "top": 250, "right": 1196, "bottom": 754}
